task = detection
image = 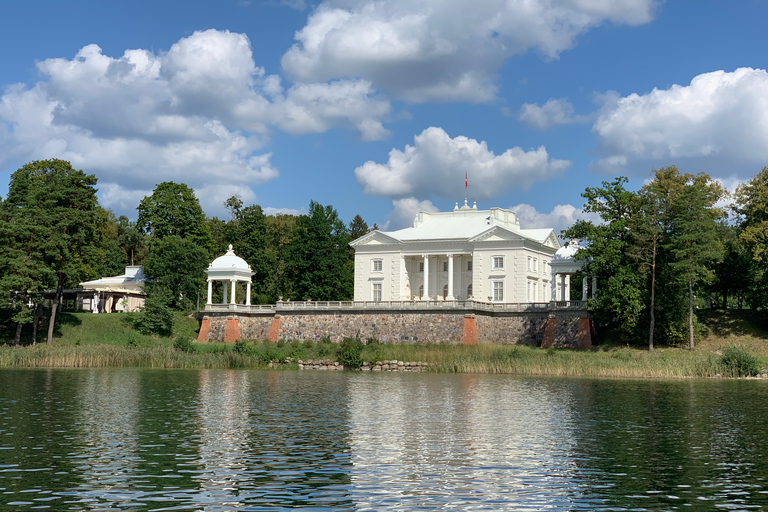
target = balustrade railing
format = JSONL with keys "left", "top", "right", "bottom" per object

{"left": 202, "top": 299, "right": 586, "bottom": 313}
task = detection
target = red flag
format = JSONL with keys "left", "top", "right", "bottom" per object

{"left": 465, "top": 172, "right": 468, "bottom": 189}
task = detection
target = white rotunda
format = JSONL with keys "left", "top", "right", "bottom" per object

{"left": 205, "top": 245, "right": 254, "bottom": 306}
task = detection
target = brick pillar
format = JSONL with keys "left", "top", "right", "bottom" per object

{"left": 197, "top": 317, "right": 210, "bottom": 342}
{"left": 578, "top": 317, "right": 594, "bottom": 348}
{"left": 224, "top": 318, "right": 241, "bottom": 343}
{"left": 541, "top": 317, "right": 556, "bottom": 348}
{"left": 268, "top": 315, "right": 281, "bottom": 343}
{"left": 463, "top": 314, "right": 478, "bottom": 345}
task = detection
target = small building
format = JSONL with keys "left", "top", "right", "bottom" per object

{"left": 79, "top": 266, "right": 146, "bottom": 313}
{"left": 349, "top": 202, "right": 566, "bottom": 303}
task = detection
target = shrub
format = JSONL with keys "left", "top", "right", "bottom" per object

{"left": 720, "top": 345, "right": 761, "bottom": 377}
{"left": 234, "top": 339, "right": 254, "bottom": 355}
{"left": 303, "top": 339, "right": 314, "bottom": 349}
{"left": 337, "top": 336, "right": 363, "bottom": 369}
{"left": 173, "top": 337, "right": 195, "bottom": 353}
{"left": 132, "top": 292, "right": 174, "bottom": 336}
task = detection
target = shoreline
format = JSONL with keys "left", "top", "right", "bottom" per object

{"left": 0, "top": 342, "right": 764, "bottom": 379}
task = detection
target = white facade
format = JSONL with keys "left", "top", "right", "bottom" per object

{"left": 350, "top": 204, "right": 565, "bottom": 303}
{"left": 79, "top": 266, "right": 146, "bottom": 313}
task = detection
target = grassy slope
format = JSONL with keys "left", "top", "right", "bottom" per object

{"left": 0, "top": 310, "right": 766, "bottom": 377}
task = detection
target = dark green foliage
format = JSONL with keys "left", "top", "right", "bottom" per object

{"left": 133, "top": 291, "right": 174, "bottom": 336}
{"left": 349, "top": 214, "right": 370, "bottom": 241}
{"left": 137, "top": 181, "right": 212, "bottom": 252}
{"left": 173, "top": 337, "right": 195, "bottom": 353}
{"left": 286, "top": 201, "right": 353, "bottom": 301}
{"left": 144, "top": 235, "right": 209, "bottom": 310}
{"left": 0, "top": 159, "right": 99, "bottom": 345}
{"left": 720, "top": 345, "right": 760, "bottom": 377}
{"left": 336, "top": 336, "right": 363, "bottom": 369}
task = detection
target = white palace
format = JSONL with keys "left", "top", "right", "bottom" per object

{"left": 350, "top": 202, "right": 571, "bottom": 303}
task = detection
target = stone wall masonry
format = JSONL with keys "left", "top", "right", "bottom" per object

{"left": 278, "top": 311, "right": 466, "bottom": 344}
{"left": 197, "top": 306, "right": 591, "bottom": 347}
{"left": 297, "top": 359, "right": 430, "bottom": 372}
{"left": 474, "top": 312, "right": 549, "bottom": 346}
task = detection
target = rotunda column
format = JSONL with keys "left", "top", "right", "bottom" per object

{"left": 222, "top": 282, "right": 228, "bottom": 305}
{"left": 207, "top": 279, "right": 213, "bottom": 305}
{"left": 246, "top": 282, "right": 251, "bottom": 306}
{"left": 230, "top": 279, "right": 237, "bottom": 304}
{"left": 582, "top": 276, "right": 588, "bottom": 301}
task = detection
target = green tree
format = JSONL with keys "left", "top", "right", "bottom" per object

{"left": 349, "top": 214, "right": 370, "bottom": 241}
{"left": 1, "top": 160, "right": 98, "bottom": 345}
{"left": 231, "top": 205, "right": 271, "bottom": 303}
{"left": 632, "top": 167, "right": 687, "bottom": 350}
{"left": 143, "top": 235, "right": 209, "bottom": 312}
{"left": 265, "top": 214, "right": 297, "bottom": 302}
{"left": 563, "top": 177, "right": 645, "bottom": 344}
{"left": 286, "top": 201, "right": 353, "bottom": 301}
{"left": 667, "top": 173, "right": 725, "bottom": 348}
{"left": 137, "top": 182, "right": 211, "bottom": 252}
{"left": 734, "top": 167, "right": 768, "bottom": 309}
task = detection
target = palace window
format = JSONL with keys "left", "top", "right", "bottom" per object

{"left": 467, "top": 260, "right": 473, "bottom": 272}
{"left": 419, "top": 262, "right": 424, "bottom": 272}
{"left": 418, "top": 284, "right": 424, "bottom": 297}
{"left": 493, "top": 280, "right": 504, "bottom": 302}
{"left": 533, "top": 258, "right": 538, "bottom": 272}
{"left": 467, "top": 284, "right": 473, "bottom": 298}
{"left": 527, "top": 256, "right": 532, "bottom": 271}
{"left": 372, "top": 259, "right": 383, "bottom": 272}
{"left": 443, "top": 261, "right": 448, "bottom": 272}
{"left": 493, "top": 256, "right": 504, "bottom": 270}
{"left": 443, "top": 284, "right": 449, "bottom": 299}
{"left": 372, "top": 282, "right": 382, "bottom": 302}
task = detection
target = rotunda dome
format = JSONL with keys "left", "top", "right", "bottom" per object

{"left": 554, "top": 240, "right": 580, "bottom": 260}
{"left": 208, "top": 245, "right": 252, "bottom": 273}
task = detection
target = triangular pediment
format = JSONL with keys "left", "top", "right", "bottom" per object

{"left": 349, "top": 230, "right": 402, "bottom": 247}
{"left": 545, "top": 231, "right": 561, "bottom": 249}
{"left": 470, "top": 226, "right": 524, "bottom": 243}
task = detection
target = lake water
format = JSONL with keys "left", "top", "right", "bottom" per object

{"left": 1, "top": 369, "right": 767, "bottom": 511}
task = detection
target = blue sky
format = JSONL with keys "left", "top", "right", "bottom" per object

{"left": 1, "top": 0, "right": 767, "bottom": 232}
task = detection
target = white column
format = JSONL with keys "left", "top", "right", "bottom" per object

{"left": 447, "top": 254, "right": 455, "bottom": 300}
{"left": 230, "top": 279, "right": 237, "bottom": 304}
{"left": 551, "top": 272, "right": 557, "bottom": 301}
{"left": 582, "top": 276, "right": 588, "bottom": 301}
{"left": 422, "top": 255, "right": 430, "bottom": 300}
{"left": 560, "top": 275, "right": 567, "bottom": 301}
{"left": 592, "top": 275, "right": 598, "bottom": 298}
{"left": 400, "top": 255, "right": 406, "bottom": 300}
{"left": 207, "top": 279, "right": 212, "bottom": 305}
{"left": 222, "top": 282, "right": 228, "bottom": 304}
{"left": 457, "top": 255, "right": 463, "bottom": 300}
{"left": 246, "top": 282, "right": 251, "bottom": 306}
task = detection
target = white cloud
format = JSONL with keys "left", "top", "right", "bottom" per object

{"left": 355, "top": 126, "right": 570, "bottom": 200}
{"left": 382, "top": 197, "right": 439, "bottom": 230}
{"left": 593, "top": 68, "right": 768, "bottom": 175}
{"left": 0, "top": 29, "right": 391, "bottom": 215}
{"left": 263, "top": 206, "right": 306, "bottom": 216}
{"left": 511, "top": 203, "right": 601, "bottom": 236}
{"left": 518, "top": 98, "right": 589, "bottom": 130}
{"left": 282, "top": 0, "right": 657, "bottom": 102}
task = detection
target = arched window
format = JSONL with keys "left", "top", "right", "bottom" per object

{"left": 467, "top": 284, "right": 473, "bottom": 298}
{"left": 418, "top": 285, "right": 424, "bottom": 298}
{"left": 443, "top": 284, "right": 448, "bottom": 299}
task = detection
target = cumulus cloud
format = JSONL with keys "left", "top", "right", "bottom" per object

{"left": 355, "top": 127, "right": 570, "bottom": 201}
{"left": 282, "top": 0, "right": 657, "bottom": 102}
{"left": 518, "top": 98, "right": 589, "bottom": 130}
{"left": 0, "top": 29, "right": 391, "bottom": 215}
{"left": 511, "top": 203, "right": 601, "bottom": 236}
{"left": 263, "top": 206, "right": 306, "bottom": 216}
{"left": 382, "top": 197, "right": 440, "bottom": 230}
{"left": 593, "top": 67, "right": 768, "bottom": 175}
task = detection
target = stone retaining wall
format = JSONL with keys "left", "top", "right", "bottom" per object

{"left": 279, "top": 311, "right": 465, "bottom": 344}
{"left": 198, "top": 308, "right": 592, "bottom": 348}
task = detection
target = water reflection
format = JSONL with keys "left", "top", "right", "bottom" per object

{"left": 346, "top": 374, "right": 589, "bottom": 510}
{"left": 1, "top": 369, "right": 768, "bottom": 510}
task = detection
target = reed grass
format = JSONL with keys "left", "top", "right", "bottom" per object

{"left": 0, "top": 310, "right": 765, "bottom": 378}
